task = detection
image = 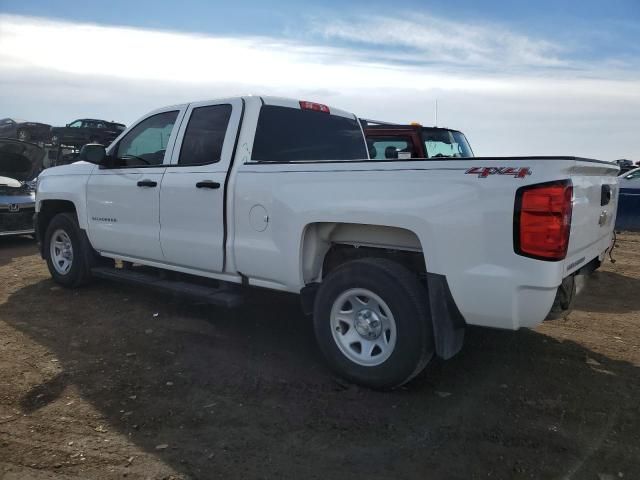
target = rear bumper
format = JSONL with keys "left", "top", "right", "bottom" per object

{"left": 448, "top": 247, "right": 609, "bottom": 330}
{"left": 544, "top": 257, "right": 601, "bottom": 321}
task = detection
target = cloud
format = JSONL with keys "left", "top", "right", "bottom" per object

{"left": 314, "top": 14, "right": 567, "bottom": 70}
{"left": 0, "top": 14, "right": 517, "bottom": 91}
{"left": 0, "top": 13, "right": 638, "bottom": 160}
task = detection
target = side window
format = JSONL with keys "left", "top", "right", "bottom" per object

{"left": 114, "top": 111, "right": 179, "bottom": 167}
{"left": 367, "top": 137, "right": 413, "bottom": 160}
{"left": 423, "top": 129, "right": 469, "bottom": 158}
{"left": 251, "top": 105, "right": 367, "bottom": 162}
{"left": 178, "top": 104, "right": 232, "bottom": 165}
{"left": 69, "top": 121, "right": 82, "bottom": 128}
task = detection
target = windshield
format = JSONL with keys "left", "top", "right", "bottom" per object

{"left": 623, "top": 168, "right": 640, "bottom": 180}
{"left": 422, "top": 128, "right": 473, "bottom": 158}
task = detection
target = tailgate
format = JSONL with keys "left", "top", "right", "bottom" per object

{"left": 564, "top": 160, "right": 619, "bottom": 274}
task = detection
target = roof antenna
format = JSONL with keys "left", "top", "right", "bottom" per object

{"left": 435, "top": 99, "right": 438, "bottom": 127}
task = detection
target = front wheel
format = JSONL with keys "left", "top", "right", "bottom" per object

{"left": 44, "top": 213, "right": 92, "bottom": 287}
{"left": 313, "top": 258, "right": 434, "bottom": 389}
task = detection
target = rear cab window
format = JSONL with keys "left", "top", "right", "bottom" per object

{"left": 251, "top": 105, "right": 367, "bottom": 162}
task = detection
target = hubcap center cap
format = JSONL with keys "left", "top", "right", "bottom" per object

{"left": 354, "top": 308, "right": 382, "bottom": 339}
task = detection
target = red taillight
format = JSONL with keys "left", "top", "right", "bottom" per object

{"left": 299, "top": 101, "right": 330, "bottom": 113}
{"left": 514, "top": 181, "right": 573, "bottom": 261}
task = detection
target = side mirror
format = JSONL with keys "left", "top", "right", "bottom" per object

{"left": 78, "top": 143, "right": 107, "bottom": 165}
{"left": 65, "top": 124, "right": 70, "bottom": 127}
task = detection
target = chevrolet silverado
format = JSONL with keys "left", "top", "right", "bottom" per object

{"left": 35, "top": 96, "right": 619, "bottom": 388}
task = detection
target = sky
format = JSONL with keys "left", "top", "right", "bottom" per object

{"left": 0, "top": 0, "right": 639, "bottom": 160}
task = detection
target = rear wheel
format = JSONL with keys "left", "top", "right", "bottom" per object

{"left": 44, "top": 213, "right": 93, "bottom": 287}
{"left": 313, "top": 258, "right": 434, "bottom": 389}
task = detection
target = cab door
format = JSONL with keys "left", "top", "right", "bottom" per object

{"left": 159, "top": 98, "right": 243, "bottom": 273}
{"left": 86, "top": 106, "right": 186, "bottom": 262}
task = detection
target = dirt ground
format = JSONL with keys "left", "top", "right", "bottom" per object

{"left": 0, "top": 234, "right": 638, "bottom": 480}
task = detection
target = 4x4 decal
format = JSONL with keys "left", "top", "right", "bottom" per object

{"left": 465, "top": 167, "right": 532, "bottom": 179}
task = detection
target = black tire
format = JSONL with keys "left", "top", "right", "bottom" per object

{"left": 17, "top": 129, "right": 29, "bottom": 141}
{"left": 44, "top": 212, "right": 93, "bottom": 288}
{"left": 313, "top": 258, "right": 434, "bottom": 389}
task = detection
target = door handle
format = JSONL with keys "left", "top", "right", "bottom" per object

{"left": 196, "top": 180, "right": 221, "bottom": 189}
{"left": 137, "top": 179, "right": 157, "bottom": 187}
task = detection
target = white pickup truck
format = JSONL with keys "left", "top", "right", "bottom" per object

{"left": 35, "top": 96, "right": 619, "bottom": 388}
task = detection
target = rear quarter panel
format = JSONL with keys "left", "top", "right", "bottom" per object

{"left": 232, "top": 158, "right": 607, "bottom": 329}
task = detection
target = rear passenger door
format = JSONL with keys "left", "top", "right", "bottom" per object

{"left": 159, "top": 98, "right": 242, "bottom": 273}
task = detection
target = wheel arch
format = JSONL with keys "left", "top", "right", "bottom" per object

{"left": 36, "top": 199, "right": 79, "bottom": 257}
{"left": 299, "top": 222, "right": 425, "bottom": 285}
{"left": 299, "top": 221, "right": 466, "bottom": 361}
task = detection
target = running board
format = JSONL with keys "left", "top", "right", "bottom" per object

{"left": 91, "top": 267, "right": 243, "bottom": 308}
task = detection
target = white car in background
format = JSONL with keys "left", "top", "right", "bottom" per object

{"left": 0, "top": 139, "right": 42, "bottom": 237}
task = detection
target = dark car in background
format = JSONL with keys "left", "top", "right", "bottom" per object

{"left": 50, "top": 118, "right": 125, "bottom": 147}
{"left": 615, "top": 168, "right": 640, "bottom": 231}
{"left": 0, "top": 139, "right": 43, "bottom": 237}
{"left": 0, "top": 118, "right": 52, "bottom": 143}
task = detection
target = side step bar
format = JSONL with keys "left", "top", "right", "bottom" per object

{"left": 91, "top": 267, "right": 243, "bottom": 308}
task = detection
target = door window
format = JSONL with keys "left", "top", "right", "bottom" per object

{"left": 114, "top": 111, "right": 179, "bottom": 167}
{"left": 178, "top": 105, "right": 232, "bottom": 165}
{"left": 69, "top": 120, "right": 82, "bottom": 128}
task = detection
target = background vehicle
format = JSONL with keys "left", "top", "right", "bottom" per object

{"left": 614, "top": 159, "right": 635, "bottom": 175}
{"left": 615, "top": 167, "right": 640, "bottom": 231}
{"left": 35, "top": 96, "right": 618, "bottom": 389}
{"left": 0, "top": 139, "right": 43, "bottom": 236}
{"left": 50, "top": 118, "right": 125, "bottom": 147}
{"left": 0, "top": 118, "right": 51, "bottom": 143}
{"left": 362, "top": 120, "right": 474, "bottom": 159}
